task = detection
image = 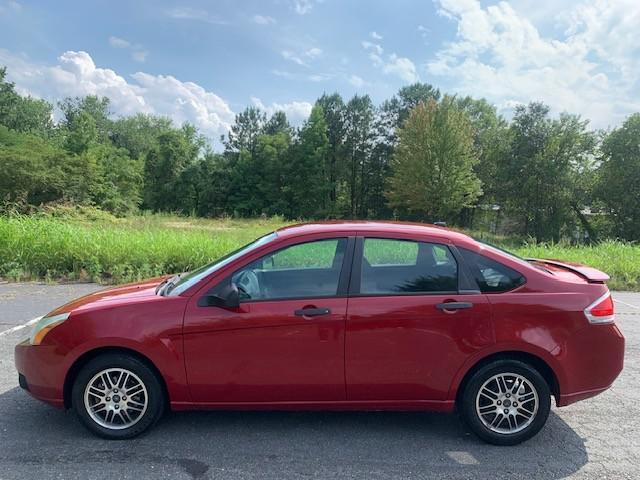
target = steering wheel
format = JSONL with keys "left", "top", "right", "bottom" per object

{"left": 235, "top": 269, "right": 260, "bottom": 299}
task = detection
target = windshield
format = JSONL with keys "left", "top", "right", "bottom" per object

{"left": 167, "top": 232, "right": 277, "bottom": 296}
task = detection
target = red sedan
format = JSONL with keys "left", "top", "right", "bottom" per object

{"left": 14, "top": 222, "right": 624, "bottom": 444}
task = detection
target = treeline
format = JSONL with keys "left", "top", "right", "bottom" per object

{"left": 1, "top": 66, "right": 639, "bottom": 242}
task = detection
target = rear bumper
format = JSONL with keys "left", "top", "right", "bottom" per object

{"left": 14, "top": 339, "right": 66, "bottom": 409}
{"left": 556, "top": 323, "right": 625, "bottom": 406}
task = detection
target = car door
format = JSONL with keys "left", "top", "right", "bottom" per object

{"left": 345, "top": 235, "right": 492, "bottom": 402}
{"left": 183, "top": 236, "right": 354, "bottom": 403}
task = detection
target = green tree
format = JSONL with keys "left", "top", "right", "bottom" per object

{"left": 222, "top": 106, "right": 266, "bottom": 156}
{"left": 59, "top": 96, "right": 112, "bottom": 142}
{"left": 87, "top": 144, "right": 143, "bottom": 214}
{"left": 386, "top": 98, "right": 482, "bottom": 221}
{"left": 497, "top": 103, "right": 596, "bottom": 241}
{"left": 316, "top": 93, "right": 346, "bottom": 213}
{"left": 110, "top": 113, "right": 173, "bottom": 159}
{"left": 143, "top": 125, "right": 204, "bottom": 211}
{"left": 0, "top": 67, "right": 53, "bottom": 135}
{"left": 344, "top": 94, "right": 375, "bottom": 217}
{"left": 286, "top": 105, "right": 328, "bottom": 218}
{"left": 596, "top": 113, "right": 640, "bottom": 240}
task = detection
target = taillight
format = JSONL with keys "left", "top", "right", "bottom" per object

{"left": 584, "top": 292, "right": 615, "bottom": 324}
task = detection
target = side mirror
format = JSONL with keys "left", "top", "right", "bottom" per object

{"left": 197, "top": 282, "right": 240, "bottom": 309}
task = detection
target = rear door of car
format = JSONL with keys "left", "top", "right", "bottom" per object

{"left": 345, "top": 234, "right": 493, "bottom": 402}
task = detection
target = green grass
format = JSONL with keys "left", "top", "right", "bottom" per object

{"left": 512, "top": 241, "right": 640, "bottom": 291}
{"left": 0, "top": 211, "right": 638, "bottom": 290}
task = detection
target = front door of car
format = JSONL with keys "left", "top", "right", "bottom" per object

{"left": 183, "top": 237, "right": 353, "bottom": 403}
{"left": 345, "top": 236, "right": 492, "bottom": 402}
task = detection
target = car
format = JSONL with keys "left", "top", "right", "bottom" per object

{"left": 14, "top": 221, "right": 624, "bottom": 445}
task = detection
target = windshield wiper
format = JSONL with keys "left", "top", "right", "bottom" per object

{"left": 157, "top": 274, "right": 181, "bottom": 296}
{"left": 162, "top": 273, "right": 184, "bottom": 296}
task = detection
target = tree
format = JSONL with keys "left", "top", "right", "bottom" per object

{"left": 110, "top": 113, "right": 173, "bottom": 159}
{"left": 222, "top": 106, "right": 266, "bottom": 156}
{"left": 316, "top": 93, "right": 346, "bottom": 213}
{"left": 142, "top": 125, "right": 204, "bottom": 212}
{"left": 286, "top": 105, "right": 328, "bottom": 218}
{"left": 386, "top": 97, "right": 482, "bottom": 221}
{"left": 263, "top": 111, "right": 292, "bottom": 136}
{"left": 379, "top": 83, "right": 441, "bottom": 134}
{"left": 497, "top": 103, "right": 596, "bottom": 241}
{"left": 344, "top": 95, "right": 375, "bottom": 217}
{"left": 87, "top": 144, "right": 143, "bottom": 214}
{"left": 64, "top": 110, "right": 98, "bottom": 154}
{"left": 597, "top": 113, "right": 640, "bottom": 240}
{"left": 59, "top": 95, "right": 112, "bottom": 143}
{"left": 0, "top": 67, "right": 53, "bottom": 136}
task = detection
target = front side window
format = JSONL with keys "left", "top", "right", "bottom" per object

{"left": 459, "top": 248, "right": 526, "bottom": 293}
{"left": 228, "top": 238, "right": 347, "bottom": 301}
{"left": 360, "top": 238, "right": 458, "bottom": 294}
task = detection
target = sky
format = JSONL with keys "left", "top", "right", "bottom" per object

{"left": 0, "top": 0, "right": 639, "bottom": 144}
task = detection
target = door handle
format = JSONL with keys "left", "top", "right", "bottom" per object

{"left": 294, "top": 307, "right": 331, "bottom": 317}
{"left": 435, "top": 302, "right": 473, "bottom": 311}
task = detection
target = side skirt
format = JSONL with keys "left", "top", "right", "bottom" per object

{"left": 169, "top": 399, "right": 455, "bottom": 412}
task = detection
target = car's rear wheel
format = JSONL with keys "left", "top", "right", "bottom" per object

{"left": 460, "top": 360, "right": 551, "bottom": 445}
{"left": 72, "top": 353, "right": 165, "bottom": 439}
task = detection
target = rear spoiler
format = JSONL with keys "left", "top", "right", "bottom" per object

{"left": 527, "top": 259, "right": 610, "bottom": 283}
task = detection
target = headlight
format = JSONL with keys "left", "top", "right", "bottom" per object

{"left": 30, "top": 312, "right": 70, "bottom": 345}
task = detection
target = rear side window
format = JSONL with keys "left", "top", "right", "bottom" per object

{"left": 459, "top": 248, "right": 526, "bottom": 293}
{"left": 360, "top": 238, "right": 458, "bottom": 294}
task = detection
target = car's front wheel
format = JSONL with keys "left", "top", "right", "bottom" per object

{"left": 460, "top": 360, "right": 551, "bottom": 445}
{"left": 72, "top": 353, "right": 165, "bottom": 439}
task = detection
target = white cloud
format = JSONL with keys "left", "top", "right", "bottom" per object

{"left": 108, "top": 36, "right": 130, "bottom": 49}
{"left": 251, "top": 96, "right": 312, "bottom": 125}
{"left": 348, "top": 74, "right": 365, "bottom": 87}
{"left": 428, "top": 0, "right": 640, "bottom": 128}
{"left": 292, "top": 0, "right": 314, "bottom": 15}
{"left": 361, "top": 41, "right": 383, "bottom": 56}
{"left": 252, "top": 14, "right": 276, "bottom": 25}
{"left": 382, "top": 54, "right": 419, "bottom": 83}
{"left": 0, "top": 49, "right": 234, "bottom": 140}
{"left": 281, "top": 50, "right": 307, "bottom": 66}
{"left": 108, "top": 36, "right": 147, "bottom": 63}
{"left": 281, "top": 47, "right": 323, "bottom": 67}
{"left": 362, "top": 41, "right": 418, "bottom": 83}
{"left": 305, "top": 47, "right": 322, "bottom": 59}
{"left": 370, "top": 31, "right": 383, "bottom": 40}
{"left": 131, "top": 50, "right": 148, "bottom": 63}
{"left": 165, "top": 7, "right": 227, "bottom": 25}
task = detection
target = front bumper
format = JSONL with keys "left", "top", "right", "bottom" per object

{"left": 14, "top": 339, "right": 66, "bottom": 409}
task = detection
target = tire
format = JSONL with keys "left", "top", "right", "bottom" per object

{"left": 460, "top": 359, "right": 551, "bottom": 446}
{"left": 71, "top": 353, "right": 165, "bottom": 439}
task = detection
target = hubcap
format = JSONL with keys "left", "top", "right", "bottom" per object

{"left": 84, "top": 368, "right": 148, "bottom": 430}
{"left": 475, "top": 373, "right": 538, "bottom": 435}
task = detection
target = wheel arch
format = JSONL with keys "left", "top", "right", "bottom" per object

{"left": 63, "top": 346, "right": 170, "bottom": 410}
{"left": 453, "top": 351, "right": 560, "bottom": 407}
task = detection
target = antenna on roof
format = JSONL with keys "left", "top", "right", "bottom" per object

{"left": 433, "top": 221, "right": 447, "bottom": 227}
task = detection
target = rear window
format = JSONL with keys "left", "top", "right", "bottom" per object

{"left": 459, "top": 248, "right": 525, "bottom": 293}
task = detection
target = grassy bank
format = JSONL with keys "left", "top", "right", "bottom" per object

{"left": 0, "top": 212, "right": 638, "bottom": 290}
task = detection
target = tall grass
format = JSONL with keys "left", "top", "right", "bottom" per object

{"left": 0, "top": 214, "right": 284, "bottom": 283}
{"left": 0, "top": 212, "right": 638, "bottom": 290}
{"left": 513, "top": 240, "right": 640, "bottom": 291}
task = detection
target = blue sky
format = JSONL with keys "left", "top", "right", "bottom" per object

{"left": 1, "top": 0, "right": 638, "bottom": 143}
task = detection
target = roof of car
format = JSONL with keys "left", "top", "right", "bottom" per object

{"left": 275, "top": 221, "right": 475, "bottom": 245}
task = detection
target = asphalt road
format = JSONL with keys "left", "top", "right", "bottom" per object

{"left": 0, "top": 283, "right": 639, "bottom": 479}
